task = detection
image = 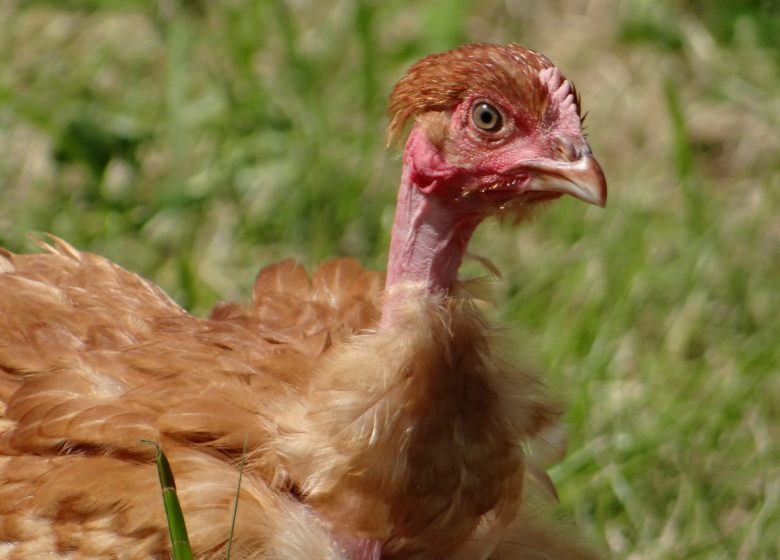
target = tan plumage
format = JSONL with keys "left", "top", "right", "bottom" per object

{"left": 0, "top": 43, "right": 606, "bottom": 559}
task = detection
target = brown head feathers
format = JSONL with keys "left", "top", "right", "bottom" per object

{"left": 387, "top": 43, "right": 575, "bottom": 146}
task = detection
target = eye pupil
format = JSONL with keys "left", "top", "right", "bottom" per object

{"left": 472, "top": 102, "right": 502, "bottom": 132}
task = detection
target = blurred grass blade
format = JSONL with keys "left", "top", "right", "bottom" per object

{"left": 225, "top": 435, "right": 249, "bottom": 560}
{"left": 142, "top": 440, "right": 193, "bottom": 560}
{"left": 663, "top": 78, "right": 707, "bottom": 234}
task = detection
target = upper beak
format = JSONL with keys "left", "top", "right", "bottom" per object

{"left": 523, "top": 154, "right": 608, "bottom": 207}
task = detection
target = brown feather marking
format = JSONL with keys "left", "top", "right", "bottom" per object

{"left": 387, "top": 43, "right": 555, "bottom": 145}
{"left": 0, "top": 249, "right": 15, "bottom": 273}
{"left": 253, "top": 258, "right": 312, "bottom": 302}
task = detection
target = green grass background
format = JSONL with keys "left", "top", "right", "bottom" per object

{"left": 1, "top": 0, "right": 778, "bottom": 558}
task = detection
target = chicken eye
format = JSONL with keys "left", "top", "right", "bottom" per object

{"left": 471, "top": 102, "right": 503, "bottom": 132}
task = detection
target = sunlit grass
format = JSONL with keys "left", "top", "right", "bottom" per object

{"left": 0, "top": 1, "right": 777, "bottom": 558}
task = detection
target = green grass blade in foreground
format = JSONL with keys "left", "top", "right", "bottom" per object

{"left": 142, "top": 440, "right": 193, "bottom": 560}
{"left": 225, "top": 435, "right": 248, "bottom": 560}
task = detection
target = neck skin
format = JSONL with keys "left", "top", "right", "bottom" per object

{"left": 381, "top": 130, "right": 481, "bottom": 327}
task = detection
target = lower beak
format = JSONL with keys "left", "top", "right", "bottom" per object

{"left": 523, "top": 155, "right": 608, "bottom": 207}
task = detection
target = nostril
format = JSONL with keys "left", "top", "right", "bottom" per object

{"left": 557, "top": 138, "right": 578, "bottom": 162}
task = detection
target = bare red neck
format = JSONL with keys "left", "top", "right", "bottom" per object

{"left": 381, "top": 129, "right": 480, "bottom": 326}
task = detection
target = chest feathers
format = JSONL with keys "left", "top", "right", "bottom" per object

{"left": 278, "top": 288, "right": 560, "bottom": 558}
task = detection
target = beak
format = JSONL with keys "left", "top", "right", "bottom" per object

{"left": 522, "top": 154, "right": 608, "bottom": 207}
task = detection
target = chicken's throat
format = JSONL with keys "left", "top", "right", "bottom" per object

{"left": 382, "top": 166, "right": 479, "bottom": 326}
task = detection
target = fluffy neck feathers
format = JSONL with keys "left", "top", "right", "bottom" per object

{"left": 284, "top": 293, "right": 534, "bottom": 557}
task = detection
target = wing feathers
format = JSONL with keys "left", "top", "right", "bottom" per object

{"left": 0, "top": 248, "right": 385, "bottom": 556}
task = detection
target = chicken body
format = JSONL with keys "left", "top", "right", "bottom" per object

{"left": 0, "top": 247, "right": 570, "bottom": 559}
{"left": 0, "top": 43, "right": 606, "bottom": 559}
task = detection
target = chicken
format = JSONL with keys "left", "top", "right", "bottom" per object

{"left": 0, "top": 43, "right": 606, "bottom": 559}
